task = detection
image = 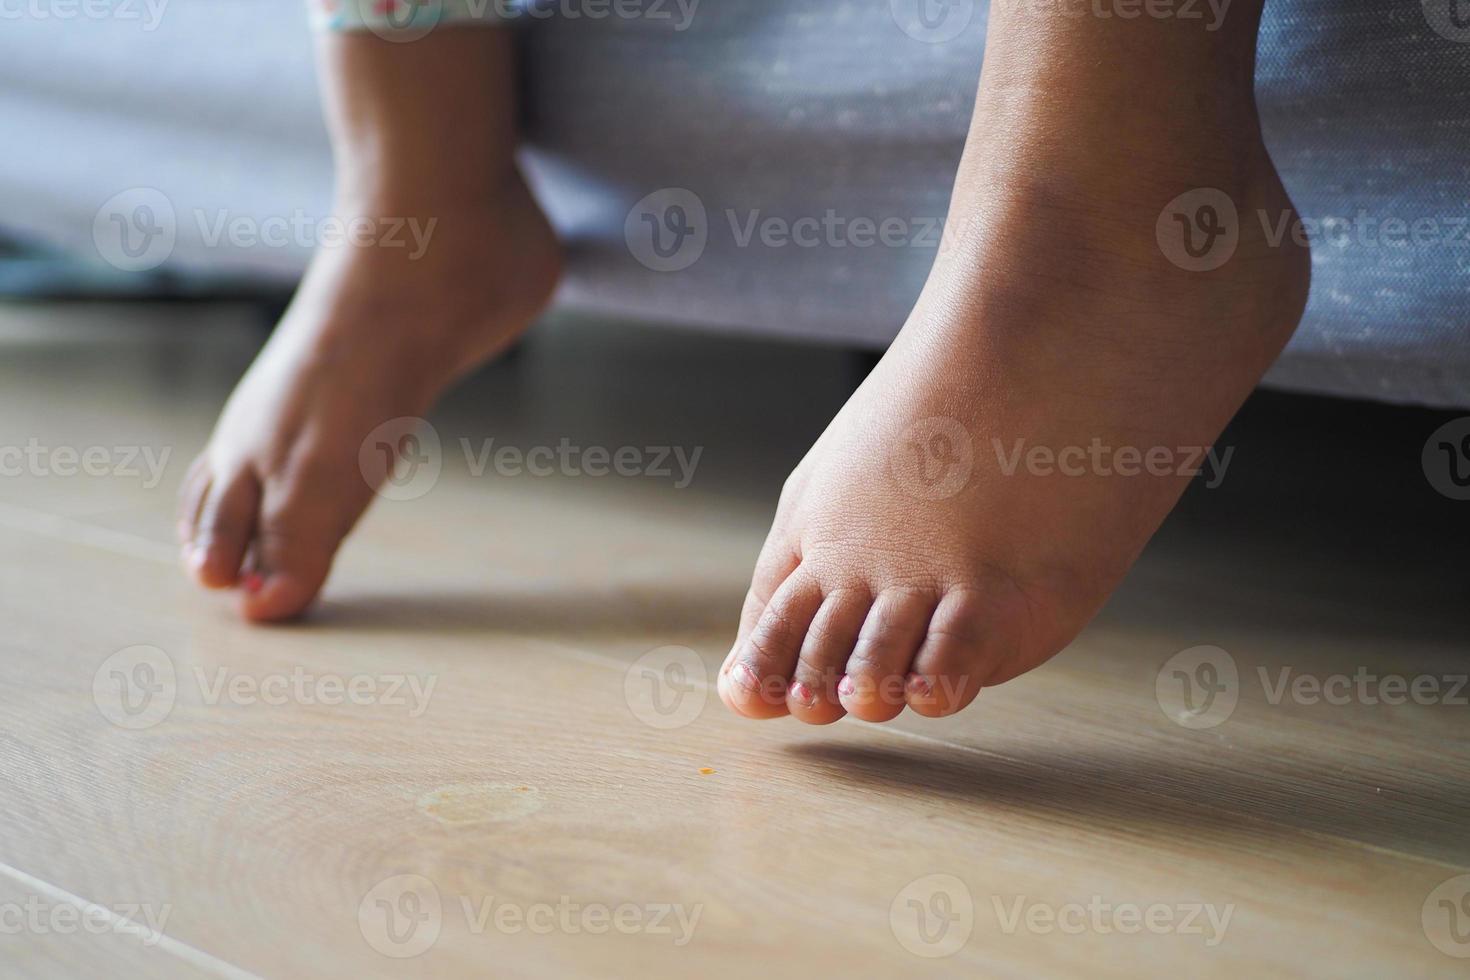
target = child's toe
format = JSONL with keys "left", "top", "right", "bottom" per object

{"left": 837, "top": 588, "right": 937, "bottom": 723}
{"left": 719, "top": 567, "right": 822, "bottom": 719}
{"left": 235, "top": 470, "right": 360, "bottom": 623}
{"left": 905, "top": 589, "right": 990, "bottom": 718}
{"left": 787, "top": 589, "right": 870, "bottom": 725}
{"left": 189, "top": 468, "right": 261, "bottom": 590}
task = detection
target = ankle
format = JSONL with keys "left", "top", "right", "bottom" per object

{"left": 976, "top": 2, "right": 1268, "bottom": 150}
{"left": 332, "top": 163, "right": 526, "bottom": 222}
{"left": 981, "top": 0, "right": 1267, "bottom": 80}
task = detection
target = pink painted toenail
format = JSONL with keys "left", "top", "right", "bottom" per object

{"left": 733, "top": 662, "right": 761, "bottom": 694}
{"left": 838, "top": 675, "right": 856, "bottom": 697}
{"left": 243, "top": 573, "right": 265, "bottom": 595}
{"left": 790, "top": 681, "right": 815, "bottom": 706}
{"left": 907, "top": 673, "right": 933, "bottom": 698}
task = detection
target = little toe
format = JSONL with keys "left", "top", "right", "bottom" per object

{"left": 188, "top": 469, "right": 260, "bottom": 590}
{"left": 838, "top": 587, "right": 938, "bottom": 723}
{"left": 906, "top": 588, "right": 989, "bottom": 718}
{"left": 719, "top": 568, "right": 823, "bottom": 720}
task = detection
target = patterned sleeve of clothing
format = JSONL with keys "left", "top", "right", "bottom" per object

{"left": 309, "top": 0, "right": 519, "bottom": 33}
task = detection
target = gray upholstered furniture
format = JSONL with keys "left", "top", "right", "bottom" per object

{"left": 2, "top": 0, "right": 1466, "bottom": 405}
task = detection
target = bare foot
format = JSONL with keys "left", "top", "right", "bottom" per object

{"left": 719, "top": 7, "right": 1310, "bottom": 722}
{"left": 178, "top": 173, "right": 560, "bottom": 621}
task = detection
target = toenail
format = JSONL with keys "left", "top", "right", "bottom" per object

{"left": 732, "top": 661, "right": 762, "bottom": 694}
{"left": 243, "top": 573, "right": 265, "bottom": 595}
{"left": 906, "top": 673, "right": 933, "bottom": 699}
{"left": 790, "top": 680, "right": 815, "bottom": 706}
{"left": 837, "top": 675, "right": 856, "bottom": 697}
{"left": 188, "top": 544, "right": 209, "bottom": 572}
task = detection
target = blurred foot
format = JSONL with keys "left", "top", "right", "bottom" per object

{"left": 178, "top": 173, "right": 560, "bottom": 621}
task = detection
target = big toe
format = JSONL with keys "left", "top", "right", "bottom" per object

{"left": 236, "top": 473, "right": 364, "bottom": 622}
{"left": 237, "top": 525, "right": 338, "bottom": 624}
{"left": 186, "top": 467, "right": 261, "bottom": 590}
{"left": 719, "top": 566, "right": 823, "bottom": 720}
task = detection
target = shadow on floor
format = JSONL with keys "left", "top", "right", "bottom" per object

{"left": 310, "top": 584, "right": 741, "bottom": 641}
{"left": 786, "top": 741, "right": 1470, "bottom": 868}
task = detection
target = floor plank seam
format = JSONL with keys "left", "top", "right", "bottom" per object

{"left": 0, "top": 860, "right": 261, "bottom": 980}
{"left": 0, "top": 500, "right": 176, "bottom": 564}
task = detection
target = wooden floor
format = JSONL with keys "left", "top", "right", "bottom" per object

{"left": 0, "top": 302, "right": 1466, "bottom": 978}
